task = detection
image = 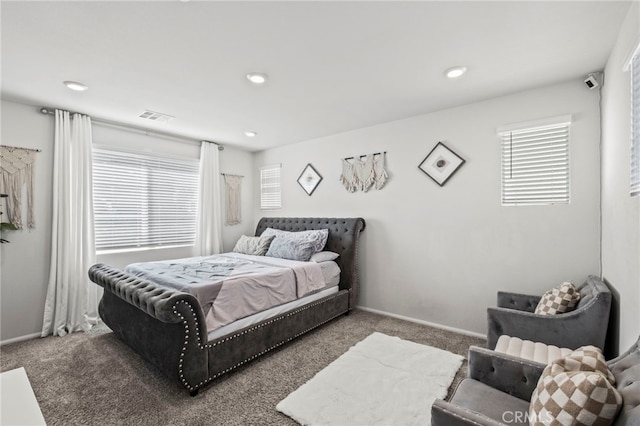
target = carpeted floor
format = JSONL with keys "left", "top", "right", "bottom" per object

{"left": 0, "top": 309, "right": 485, "bottom": 426}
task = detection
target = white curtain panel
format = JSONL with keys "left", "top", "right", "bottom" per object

{"left": 42, "top": 110, "right": 101, "bottom": 337}
{"left": 194, "top": 141, "right": 222, "bottom": 256}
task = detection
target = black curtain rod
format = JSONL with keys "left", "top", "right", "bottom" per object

{"left": 344, "top": 151, "right": 386, "bottom": 161}
{"left": 1, "top": 144, "right": 42, "bottom": 153}
{"left": 39, "top": 107, "right": 224, "bottom": 151}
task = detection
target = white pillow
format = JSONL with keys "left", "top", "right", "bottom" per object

{"left": 310, "top": 251, "right": 339, "bottom": 263}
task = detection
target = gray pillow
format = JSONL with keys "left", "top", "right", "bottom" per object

{"left": 261, "top": 228, "right": 329, "bottom": 254}
{"left": 310, "top": 251, "right": 340, "bottom": 263}
{"left": 232, "top": 234, "right": 275, "bottom": 256}
{"left": 265, "top": 236, "right": 317, "bottom": 261}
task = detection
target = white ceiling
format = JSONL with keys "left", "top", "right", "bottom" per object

{"left": 1, "top": 1, "right": 632, "bottom": 152}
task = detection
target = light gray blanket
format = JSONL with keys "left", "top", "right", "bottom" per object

{"left": 124, "top": 253, "right": 325, "bottom": 332}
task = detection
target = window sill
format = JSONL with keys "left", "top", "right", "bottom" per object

{"left": 96, "top": 244, "right": 194, "bottom": 255}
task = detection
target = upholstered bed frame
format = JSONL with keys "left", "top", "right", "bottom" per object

{"left": 88, "top": 217, "right": 365, "bottom": 395}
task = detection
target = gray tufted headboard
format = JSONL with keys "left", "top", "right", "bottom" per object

{"left": 255, "top": 217, "right": 365, "bottom": 308}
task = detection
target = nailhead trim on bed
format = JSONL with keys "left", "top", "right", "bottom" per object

{"left": 172, "top": 292, "right": 347, "bottom": 392}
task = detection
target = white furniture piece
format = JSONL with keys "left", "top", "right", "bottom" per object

{"left": 494, "top": 335, "right": 573, "bottom": 364}
{"left": 0, "top": 367, "right": 46, "bottom": 426}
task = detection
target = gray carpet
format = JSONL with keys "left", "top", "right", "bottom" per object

{"left": 0, "top": 309, "right": 485, "bottom": 426}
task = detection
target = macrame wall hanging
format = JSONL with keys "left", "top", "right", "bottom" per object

{"left": 0, "top": 145, "right": 40, "bottom": 229}
{"left": 340, "top": 152, "right": 388, "bottom": 193}
{"left": 222, "top": 173, "right": 243, "bottom": 226}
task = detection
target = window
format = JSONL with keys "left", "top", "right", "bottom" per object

{"left": 260, "top": 164, "right": 281, "bottom": 209}
{"left": 93, "top": 148, "right": 199, "bottom": 252}
{"left": 498, "top": 115, "right": 571, "bottom": 206}
{"left": 631, "top": 49, "right": 640, "bottom": 196}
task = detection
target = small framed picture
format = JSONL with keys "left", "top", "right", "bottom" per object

{"left": 418, "top": 142, "right": 465, "bottom": 186}
{"left": 297, "top": 163, "right": 323, "bottom": 196}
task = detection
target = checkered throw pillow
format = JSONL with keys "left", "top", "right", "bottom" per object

{"left": 534, "top": 281, "right": 581, "bottom": 315}
{"left": 529, "top": 346, "right": 622, "bottom": 426}
{"left": 548, "top": 346, "right": 615, "bottom": 384}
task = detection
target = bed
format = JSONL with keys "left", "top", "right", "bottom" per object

{"left": 88, "top": 217, "right": 365, "bottom": 395}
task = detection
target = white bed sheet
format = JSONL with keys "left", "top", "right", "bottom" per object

{"left": 319, "top": 260, "right": 340, "bottom": 287}
{"left": 207, "top": 285, "right": 340, "bottom": 341}
{"left": 125, "top": 253, "right": 327, "bottom": 333}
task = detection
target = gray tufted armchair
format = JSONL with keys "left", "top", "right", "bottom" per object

{"left": 486, "top": 275, "right": 612, "bottom": 351}
{"left": 431, "top": 336, "right": 640, "bottom": 425}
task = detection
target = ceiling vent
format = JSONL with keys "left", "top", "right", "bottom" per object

{"left": 138, "top": 110, "right": 174, "bottom": 123}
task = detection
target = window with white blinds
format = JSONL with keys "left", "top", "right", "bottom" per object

{"left": 93, "top": 148, "right": 199, "bottom": 252}
{"left": 260, "top": 164, "right": 281, "bottom": 209}
{"left": 499, "top": 116, "right": 571, "bottom": 206}
{"left": 631, "top": 50, "right": 640, "bottom": 197}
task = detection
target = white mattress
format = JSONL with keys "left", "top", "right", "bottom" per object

{"left": 207, "top": 285, "right": 340, "bottom": 341}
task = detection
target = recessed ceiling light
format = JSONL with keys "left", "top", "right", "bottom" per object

{"left": 445, "top": 66, "right": 467, "bottom": 79}
{"left": 63, "top": 80, "right": 88, "bottom": 91}
{"left": 244, "top": 131, "right": 257, "bottom": 137}
{"left": 246, "top": 73, "right": 268, "bottom": 85}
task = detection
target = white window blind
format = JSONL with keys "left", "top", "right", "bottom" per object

{"left": 499, "top": 116, "right": 571, "bottom": 206}
{"left": 93, "top": 148, "right": 199, "bottom": 252}
{"left": 631, "top": 50, "right": 640, "bottom": 197}
{"left": 260, "top": 164, "right": 281, "bottom": 209}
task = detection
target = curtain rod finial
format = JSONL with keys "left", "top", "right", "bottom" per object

{"left": 200, "top": 140, "right": 224, "bottom": 151}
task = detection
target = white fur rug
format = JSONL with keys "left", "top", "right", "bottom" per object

{"left": 276, "top": 332, "right": 464, "bottom": 426}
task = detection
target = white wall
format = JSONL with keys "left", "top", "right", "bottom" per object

{"left": 1, "top": 101, "right": 54, "bottom": 341}
{"left": 0, "top": 99, "right": 255, "bottom": 341}
{"left": 253, "top": 80, "right": 601, "bottom": 335}
{"left": 1, "top": 78, "right": 619, "bottom": 343}
{"left": 601, "top": 2, "right": 640, "bottom": 354}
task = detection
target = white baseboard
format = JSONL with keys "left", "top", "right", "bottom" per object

{"left": 356, "top": 305, "right": 486, "bottom": 340}
{"left": 0, "top": 332, "right": 41, "bottom": 347}
{"left": 0, "top": 311, "right": 485, "bottom": 345}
